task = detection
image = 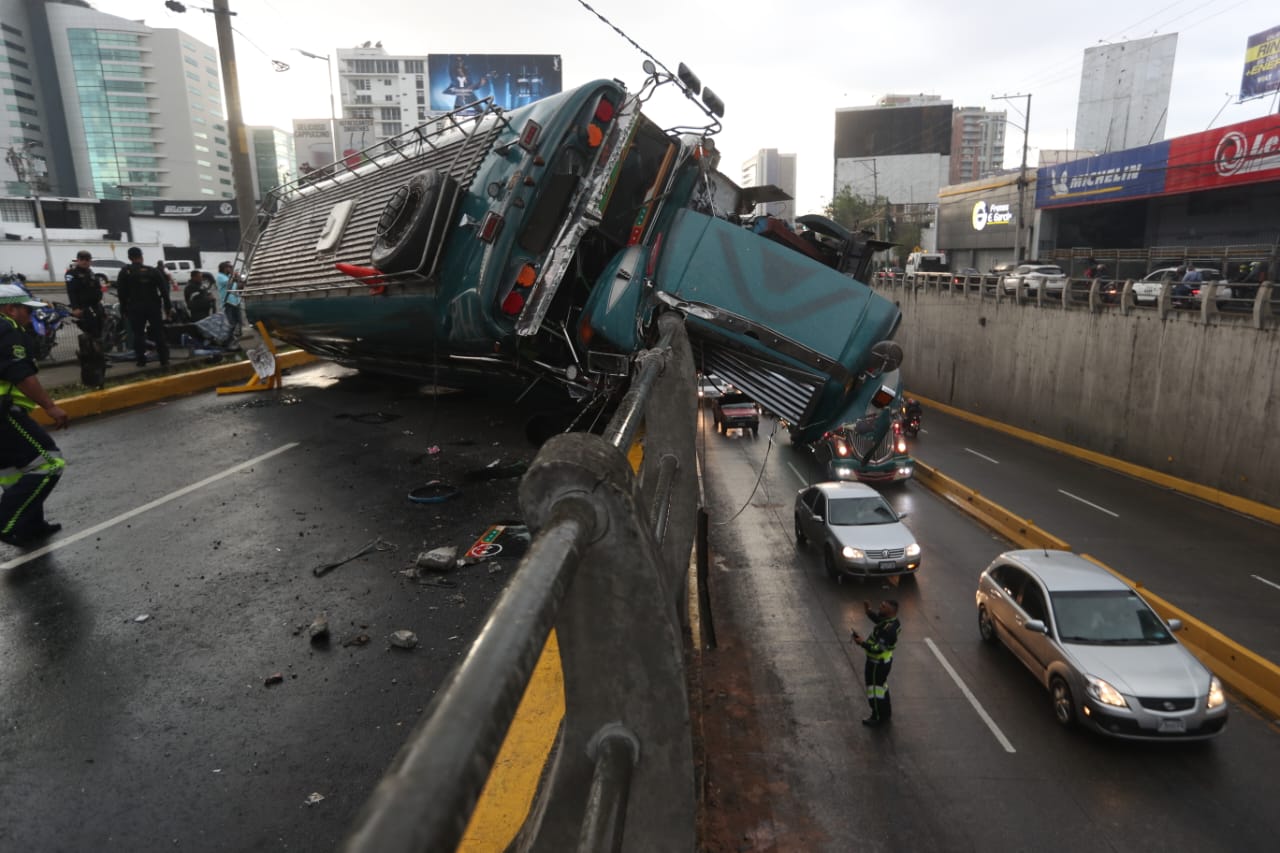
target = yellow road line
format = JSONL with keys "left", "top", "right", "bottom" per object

{"left": 910, "top": 392, "right": 1280, "bottom": 527}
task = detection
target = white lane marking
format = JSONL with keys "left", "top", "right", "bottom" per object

{"left": 924, "top": 637, "right": 1017, "bottom": 754}
{"left": 1251, "top": 574, "right": 1280, "bottom": 592}
{"left": 787, "top": 462, "right": 808, "bottom": 486}
{"left": 1057, "top": 489, "right": 1119, "bottom": 518}
{"left": 2, "top": 442, "right": 300, "bottom": 570}
{"left": 964, "top": 447, "right": 1000, "bottom": 464}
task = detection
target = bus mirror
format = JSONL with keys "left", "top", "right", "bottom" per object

{"left": 702, "top": 88, "right": 725, "bottom": 118}
{"left": 677, "top": 63, "right": 702, "bottom": 95}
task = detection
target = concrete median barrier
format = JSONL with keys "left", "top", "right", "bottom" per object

{"left": 914, "top": 458, "right": 1280, "bottom": 721}
{"left": 32, "top": 349, "right": 318, "bottom": 427}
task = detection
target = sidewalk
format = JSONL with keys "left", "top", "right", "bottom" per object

{"left": 38, "top": 344, "right": 245, "bottom": 397}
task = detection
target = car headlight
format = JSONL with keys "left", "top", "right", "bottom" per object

{"left": 841, "top": 546, "right": 864, "bottom": 560}
{"left": 1086, "top": 676, "right": 1128, "bottom": 708}
{"left": 905, "top": 543, "right": 921, "bottom": 557}
{"left": 1207, "top": 676, "right": 1226, "bottom": 709}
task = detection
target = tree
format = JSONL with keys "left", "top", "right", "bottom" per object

{"left": 824, "top": 185, "right": 886, "bottom": 233}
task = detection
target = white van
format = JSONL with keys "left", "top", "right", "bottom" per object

{"left": 904, "top": 251, "right": 948, "bottom": 276}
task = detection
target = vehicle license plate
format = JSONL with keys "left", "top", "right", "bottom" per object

{"left": 1158, "top": 719, "right": 1185, "bottom": 734}
{"left": 878, "top": 561, "right": 896, "bottom": 570}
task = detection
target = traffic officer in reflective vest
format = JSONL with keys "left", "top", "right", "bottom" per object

{"left": 851, "top": 599, "right": 900, "bottom": 726}
{"left": 0, "top": 284, "right": 69, "bottom": 547}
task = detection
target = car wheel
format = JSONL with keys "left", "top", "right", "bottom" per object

{"left": 1051, "top": 677, "right": 1076, "bottom": 728}
{"left": 794, "top": 516, "right": 806, "bottom": 547}
{"left": 977, "top": 606, "right": 997, "bottom": 644}
{"left": 823, "top": 548, "right": 840, "bottom": 581}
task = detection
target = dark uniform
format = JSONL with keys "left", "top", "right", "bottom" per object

{"left": 0, "top": 314, "right": 64, "bottom": 545}
{"left": 854, "top": 606, "right": 901, "bottom": 725}
{"left": 116, "top": 257, "right": 171, "bottom": 367}
{"left": 65, "top": 263, "right": 105, "bottom": 338}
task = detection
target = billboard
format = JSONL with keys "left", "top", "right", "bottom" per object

{"left": 1240, "top": 25, "right": 1280, "bottom": 100}
{"left": 1165, "top": 114, "right": 1280, "bottom": 194}
{"left": 292, "top": 119, "right": 334, "bottom": 177}
{"left": 427, "top": 54, "right": 562, "bottom": 115}
{"left": 1035, "top": 141, "right": 1170, "bottom": 209}
{"left": 834, "top": 104, "right": 953, "bottom": 159}
{"left": 938, "top": 178, "right": 1022, "bottom": 250}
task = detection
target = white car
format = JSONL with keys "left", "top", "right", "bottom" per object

{"left": 1001, "top": 264, "right": 1067, "bottom": 296}
{"left": 1132, "top": 267, "right": 1222, "bottom": 306}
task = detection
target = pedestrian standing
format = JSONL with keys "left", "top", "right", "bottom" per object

{"left": 215, "top": 262, "right": 242, "bottom": 335}
{"left": 116, "top": 247, "right": 171, "bottom": 367}
{"left": 1181, "top": 263, "right": 1203, "bottom": 284}
{"left": 851, "top": 599, "right": 901, "bottom": 727}
{"left": 0, "top": 284, "right": 68, "bottom": 548}
{"left": 65, "top": 250, "right": 105, "bottom": 338}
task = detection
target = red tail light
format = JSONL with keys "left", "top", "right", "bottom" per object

{"left": 500, "top": 290, "right": 525, "bottom": 315}
{"left": 595, "top": 98, "right": 615, "bottom": 123}
{"left": 478, "top": 211, "right": 504, "bottom": 243}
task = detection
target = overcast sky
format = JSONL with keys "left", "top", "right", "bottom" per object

{"left": 97, "top": 0, "right": 1278, "bottom": 213}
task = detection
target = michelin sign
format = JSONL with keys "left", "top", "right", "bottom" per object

{"left": 1035, "top": 141, "right": 1170, "bottom": 209}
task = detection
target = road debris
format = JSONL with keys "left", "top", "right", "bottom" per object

{"left": 133, "top": 614, "right": 151, "bottom": 623}
{"left": 264, "top": 673, "right": 284, "bottom": 687}
{"left": 305, "top": 792, "right": 325, "bottom": 806}
{"left": 311, "top": 537, "right": 397, "bottom": 577}
{"left": 343, "top": 633, "right": 371, "bottom": 647}
{"left": 415, "top": 546, "right": 458, "bottom": 572}
{"left": 407, "top": 480, "right": 460, "bottom": 504}
{"left": 389, "top": 630, "right": 419, "bottom": 649}
{"left": 307, "top": 616, "right": 330, "bottom": 645}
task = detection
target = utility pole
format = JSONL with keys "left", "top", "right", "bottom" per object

{"left": 293, "top": 49, "right": 339, "bottom": 166}
{"left": 5, "top": 143, "right": 56, "bottom": 282}
{"left": 993, "top": 92, "right": 1032, "bottom": 261}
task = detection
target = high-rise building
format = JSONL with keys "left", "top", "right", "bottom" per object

{"left": 1075, "top": 34, "right": 1176, "bottom": 154}
{"left": 741, "top": 149, "right": 796, "bottom": 221}
{"left": 248, "top": 126, "right": 296, "bottom": 198}
{"left": 950, "top": 107, "right": 1006, "bottom": 183}
{"left": 337, "top": 44, "right": 429, "bottom": 139}
{"left": 0, "top": 0, "right": 233, "bottom": 201}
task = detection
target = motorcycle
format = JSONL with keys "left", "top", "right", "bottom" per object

{"left": 30, "top": 301, "right": 75, "bottom": 361}
{"left": 899, "top": 398, "right": 922, "bottom": 438}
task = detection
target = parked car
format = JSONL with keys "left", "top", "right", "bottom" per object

{"left": 1132, "top": 267, "right": 1222, "bottom": 306}
{"left": 975, "top": 550, "right": 1227, "bottom": 740}
{"left": 793, "top": 481, "right": 921, "bottom": 582}
{"left": 89, "top": 258, "right": 128, "bottom": 289}
{"left": 711, "top": 392, "right": 760, "bottom": 435}
{"left": 1001, "top": 264, "right": 1067, "bottom": 296}
{"left": 952, "top": 267, "right": 981, "bottom": 285}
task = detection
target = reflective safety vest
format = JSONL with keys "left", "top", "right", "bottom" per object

{"left": 863, "top": 616, "right": 900, "bottom": 662}
{"left": 0, "top": 314, "right": 37, "bottom": 410}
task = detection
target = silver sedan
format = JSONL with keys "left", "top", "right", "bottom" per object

{"left": 794, "top": 481, "right": 921, "bottom": 581}
{"left": 975, "top": 550, "right": 1227, "bottom": 740}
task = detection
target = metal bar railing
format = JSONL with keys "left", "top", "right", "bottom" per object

{"left": 342, "top": 311, "right": 698, "bottom": 853}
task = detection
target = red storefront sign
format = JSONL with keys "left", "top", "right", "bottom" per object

{"left": 1165, "top": 115, "right": 1280, "bottom": 193}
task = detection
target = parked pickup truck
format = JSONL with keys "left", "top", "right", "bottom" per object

{"left": 712, "top": 393, "right": 761, "bottom": 436}
{"left": 241, "top": 60, "right": 905, "bottom": 446}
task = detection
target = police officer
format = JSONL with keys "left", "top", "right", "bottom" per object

{"left": 65, "top": 249, "right": 105, "bottom": 338}
{"left": 0, "top": 284, "right": 68, "bottom": 547}
{"left": 851, "top": 599, "right": 901, "bottom": 727}
{"left": 116, "top": 246, "right": 171, "bottom": 367}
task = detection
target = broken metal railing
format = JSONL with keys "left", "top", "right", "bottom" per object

{"left": 342, "top": 312, "right": 699, "bottom": 853}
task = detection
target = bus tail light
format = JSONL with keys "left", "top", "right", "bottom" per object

{"left": 478, "top": 211, "right": 504, "bottom": 243}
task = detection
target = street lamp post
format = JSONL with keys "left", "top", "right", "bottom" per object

{"left": 993, "top": 92, "right": 1033, "bottom": 262}
{"left": 293, "top": 48, "right": 339, "bottom": 165}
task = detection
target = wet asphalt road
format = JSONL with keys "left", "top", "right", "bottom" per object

{"left": 697, "top": 406, "right": 1280, "bottom": 853}
{"left": 0, "top": 363, "right": 550, "bottom": 852}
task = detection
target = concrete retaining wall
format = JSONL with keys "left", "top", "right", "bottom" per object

{"left": 885, "top": 285, "right": 1280, "bottom": 507}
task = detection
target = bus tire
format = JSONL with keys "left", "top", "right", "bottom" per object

{"left": 371, "top": 169, "right": 457, "bottom": 273}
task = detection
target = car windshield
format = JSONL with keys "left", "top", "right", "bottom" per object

{"left": 826, "top": 496, "right": 898, "bottom": 525}
{"left": 1032, "top": 266, "right": 1063, "bottom": 275}
{"left": 1051, "top": 590, "right": 1175, "bottom": 645}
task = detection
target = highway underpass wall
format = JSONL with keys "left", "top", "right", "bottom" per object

{"left": 887, "top": 288, "right": 1280, "bottom": 508}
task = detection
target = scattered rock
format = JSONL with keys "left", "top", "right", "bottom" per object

{"left": 389, "top": 630, "right": 419, "bottom": 649}
{"left": 416, "top": 546, "right": 457, "bottom": 572}
{"left": 305, "top": 792, "right": 325, "bottom": 806}
{"left": 133, "top": 614, "right": 151, "bottom": 623}
{"left": 308, "top": 616, "right": 330, "bottom": 645}
{"left": 344, "top": 633, "right": 371, "bottom": 648}
{"left": 264, "top": 673, "right": 284, "bottom": 687}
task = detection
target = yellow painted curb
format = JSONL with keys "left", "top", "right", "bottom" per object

{"left": 912, "top": 459, "right": 1280, "bottom": 720}
{"left": 909, "top": 392, "right": 1280, "bottom": 527}
{"left": 33, "top": 350, "right": 318, "bottom": 426}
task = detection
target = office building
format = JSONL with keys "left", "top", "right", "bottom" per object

{"left": 741, "top": 148, "right": 796, "bottom": 222}
{"left": 834, "top": 99, "right": 952, "bottom": 206}
{"left": 248, "top": 126, "right": 295, "bottom": 198}
{"left": 950, "top": 107, "right": 1006, "bottom": 183}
